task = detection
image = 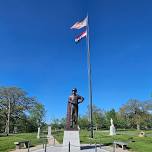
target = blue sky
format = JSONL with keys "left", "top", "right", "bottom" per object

{"left": 0, "top": 0, "right": 152, "bottom": 123}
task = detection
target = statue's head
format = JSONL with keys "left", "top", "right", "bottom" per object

{"left": 72, "top": 88, "right": 77, "bottom": 94}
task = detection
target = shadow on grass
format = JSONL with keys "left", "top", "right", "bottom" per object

{"left": 81, "top": 145, "right": 96, "bottom": 150}
{"left": 103, "top": 143, "right": 112, "bottom": 146}
{"left": 80, "top": 143, "right": 115, "bottom": 150}
{"left": 0, "top": 133, "right": 14, "bottom": 137}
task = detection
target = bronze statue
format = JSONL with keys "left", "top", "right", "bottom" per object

{"left": 66, "top": 88, "right": 84, "bottom": 130}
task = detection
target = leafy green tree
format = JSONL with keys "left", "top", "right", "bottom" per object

{"left": 51, "top": 118, "right": 61, "bottom": 129}
{"left": 0, "top": 87, "right": 40, "bottom": 135}
{"left": 0, "top": 111, "right": 5, "bottom": 132}
{"left": 105, "top": 109, "right": 117, "bottom": 127}
{"left": 87, "top": 104, "right": 104, "bottom": 130}
{"left": 29, "top": 102, "right": 46, "bottom": 127}
{"left": 59, "top": 117, "right": 66, "bottom": 129}
{"left": 78, "top": 115, "right": 89, "bottom": 129}
{"left": 119, "top": 99, "right": 151, "bottom": 130}
{"left": 116, "top": 112, "right": 129, "bottom": 129}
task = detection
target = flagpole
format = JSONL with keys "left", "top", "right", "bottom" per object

{"left": 86, "top": 15, "right": 93, "bottom": 138}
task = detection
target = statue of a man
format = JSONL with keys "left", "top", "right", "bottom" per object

{"left": 66, "top": 88, "right": 84, "bottom": 130}
{"left": 110, "top": 118, "right": 113, "bottom": 126}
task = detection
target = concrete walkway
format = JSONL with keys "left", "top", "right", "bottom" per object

{"left": 32, "top": 144, "right": 110, "bottom": 152}
{"left": 10, "top": 144, "right": 110, "bottom": 152}
{"left": 10, "top": 144, "right": 129, "bottom": 152}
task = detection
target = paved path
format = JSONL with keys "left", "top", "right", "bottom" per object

{"left": 32, "top": 144, "right": 110, "bottom": 152}
{"left": 10, "top": 144, "right": 129, "bottom": 152}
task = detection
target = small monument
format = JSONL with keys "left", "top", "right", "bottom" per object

{"left": 47, "top": 125, "right": 52, "bottom": 138}
{"left": 13, "top": 126, "right": 18, "bottom": 134}
{"left": 63, "top": 88, "right": 84, "bottom": 150}
{"left": 139, "top": 131, "right": 145, "bottom": 137}
{"left": 37, "top": 127, "right": 40, "bottom": 139}
{"left": 110, "top": 118, "right": 116, "bottom": 136}
{"left": 47, "top": 125, "right": 54, "bottom": 144}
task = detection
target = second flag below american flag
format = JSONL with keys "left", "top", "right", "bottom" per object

{"left": 75, "top": 31, "right": 87, "bottom": 43}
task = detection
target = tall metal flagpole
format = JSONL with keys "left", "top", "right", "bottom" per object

{"left": 86, "top": 15, "right": 93, "bottom": 138}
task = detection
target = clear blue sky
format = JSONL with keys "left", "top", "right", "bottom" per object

{"left": 0, "top": 0, "right": 152, "bottom": 122}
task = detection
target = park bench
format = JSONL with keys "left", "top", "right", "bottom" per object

{"left": 113, "top": 141, "right": 128, "bottom": 150}
{"left": 14, "top": 140, "right": 30, "bottom": 149}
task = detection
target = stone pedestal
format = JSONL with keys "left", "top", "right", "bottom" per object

{"left": 63, "top": 130, "right": 80, "bottom": 150}
{"left": 47, "top": 125, "right": 54, "bottom": 145}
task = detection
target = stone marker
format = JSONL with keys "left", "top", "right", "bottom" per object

{"left": 47, "top": 125, "right": 54, "bottom": 145}
{"left": 139, "top": 131, "right": 145, "bottom": 137}
{"left": 47, "top": 125, "right": 52, "bottom": 138}
{"left": 37, "top": 127, "right": 40, "bottom": 139}
{"left": 13, "top": 126, "right": 18, "bottom": 134}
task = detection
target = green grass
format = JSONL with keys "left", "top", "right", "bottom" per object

{"left": 52, "top": 130, "right": 152, "bottom": 152}
{"left": 0, "top": 130, "right": 152, "bottom": 152}
{"left": 52, "top": 130, "right": 64, "bottom": 143}
{"left": 0, "top": 133, "right": 43, "bottom": 152}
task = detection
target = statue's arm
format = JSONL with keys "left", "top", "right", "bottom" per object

{"left": 68, "top": 97, "right": 74, "bottom": 104}
{"left": 68, "top": 97, "right": 72, "bottom": 103}
{"left": 78, "top": 95, "right": 84, "bottom": 103}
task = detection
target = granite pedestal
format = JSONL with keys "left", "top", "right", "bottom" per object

{"left": 63, "top": 130, "right": 80, "bottom": 150}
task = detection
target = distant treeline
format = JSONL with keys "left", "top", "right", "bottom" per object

{"left": 51, "top": 99, "right": 152, "bottom": 130}
{"left": 0, "top": 86, "right": 152, "bottom": 135}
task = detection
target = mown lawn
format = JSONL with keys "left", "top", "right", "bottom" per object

{"left": 52, "top": 129, "right": 152, "bottom": 152}
{"left": 0, "top": 130, "right": 152, "bottom": 152}
{"left": 0, "top": 133, "right": 43, "bottom": 152}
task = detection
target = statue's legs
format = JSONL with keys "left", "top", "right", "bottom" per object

{"left": 71, "top": 105, "right": 78, "bottom": 129}
{"left": 75, "top": 108, "right": 78, "bottom": 126}
{"left": 71, "top": 106, "right": 75, "bottom": 128}
{"left": 73, "top": 106, "right": 78, "bottom": 128}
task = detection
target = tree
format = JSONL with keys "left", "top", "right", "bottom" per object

{"left": 78, "top": 115, "right": 89, "bottom": 129}
{"left": 0, "top": 110, "right": 5, "bottom": 132}
{"left": 105, "top": 109, "right": 117, "bottom": 127}
{"left": 59, "top": 117, "right": 66, "bottom": 129}
{"left": 87, "top": 104, "right": 104, "bottom": 130}
{"left": 51, "top": 118, "right": 61, "bottom": 129}
{"left": 29, "top": 102, "right": 46, "bottom": 127}
{"left": 116, "top": 112, "right": 129, "bottom": 129}
{"left": 0, "top": 87, "right": 38, "bottom": 135}
{"left": 141, "top": 100, "right": 152, "bottom": 129}
{"left": 119, "top": 99, "right": 150, "bottom": 130}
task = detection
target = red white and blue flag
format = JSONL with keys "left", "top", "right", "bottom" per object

{"left": 71, "top": 16, "right": 87, "bottom": 43}
{"left": 71, "top": 17, "right": 87, "bottom": 30}
{"left": 75, "top": 31, "right": 87, "bottom": 43}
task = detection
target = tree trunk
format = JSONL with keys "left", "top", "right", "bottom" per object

{"left": 5, "top": 99, "right": 11, "bottom": 135}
